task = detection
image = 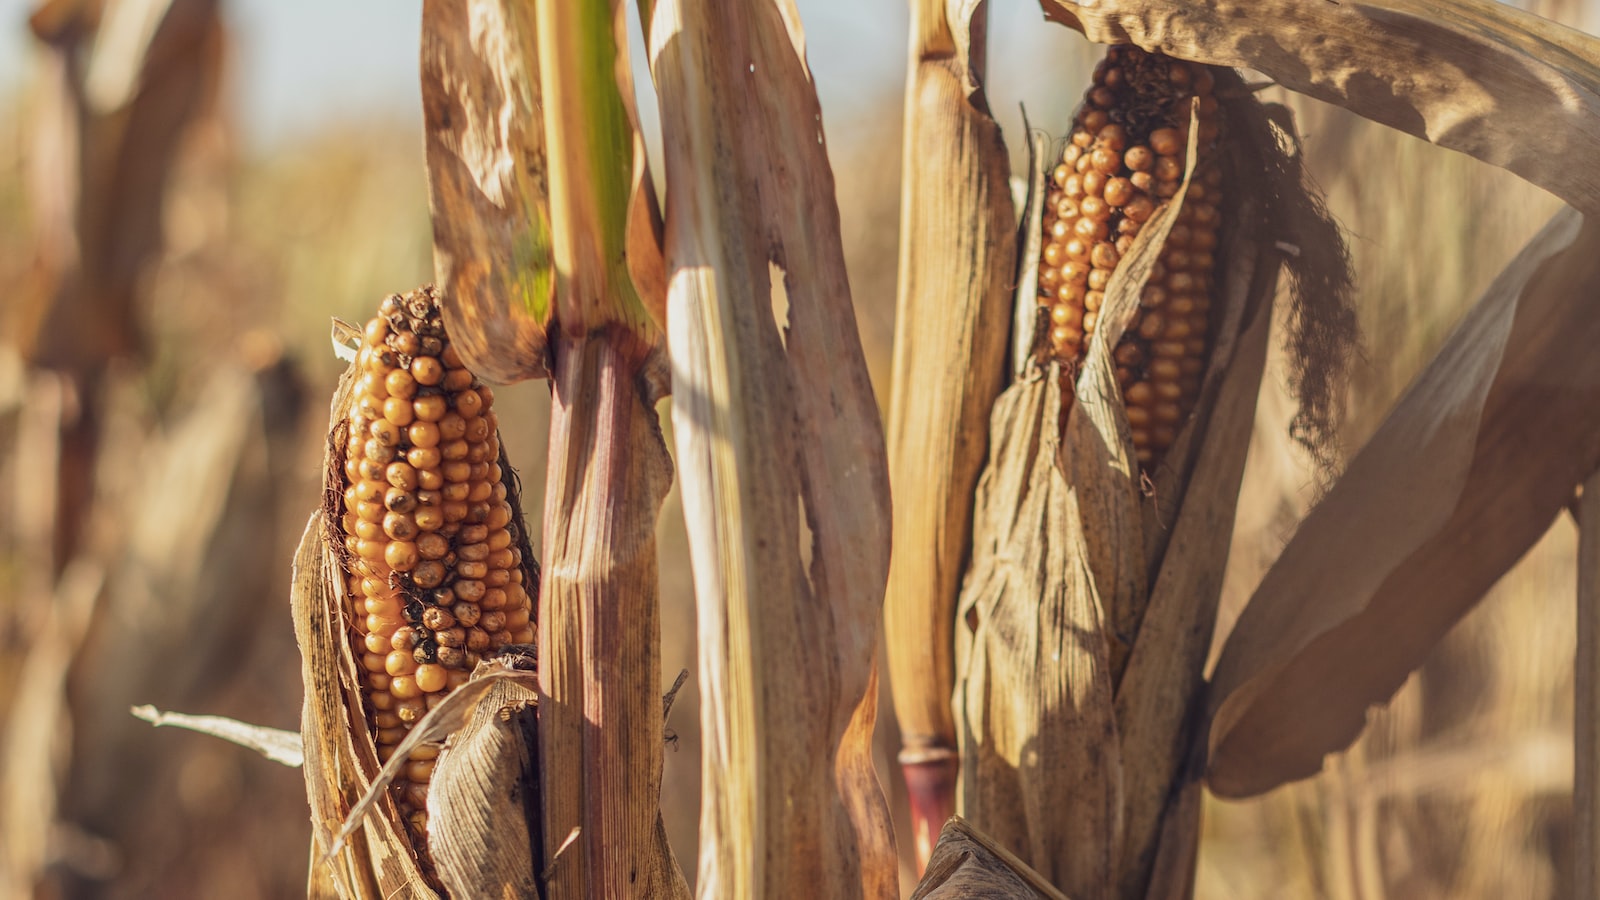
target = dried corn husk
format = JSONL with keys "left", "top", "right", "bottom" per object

{"left": 884, "top": 0, "right": 1016, "bottom": 868}
{"left": 294, "top": 329, "right": 548, "bottom": 899}
{"left": 955, "top": 74, "right": 1348, "bottom": 899}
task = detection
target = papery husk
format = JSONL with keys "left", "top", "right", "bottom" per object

{"left": 955, "top": 73, "right": 1325, "bottom": 899}
{"left": 883, "top": 0, "right": 1016, "bottom": 868}
{"left": 294, "top": 325, "right": 548, "bottom": 899}
{"left": 910, "top": 818, "right": 1070, "bottom": 900}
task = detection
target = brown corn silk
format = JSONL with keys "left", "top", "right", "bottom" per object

{"left": 297, "top": 289, "right": 546, "bottom": 898}
{"left": 1036, "top": 47, "right": 1223, "bottom": 470}
{"left": 954, "top": 68, "right": 1308, "bottom": 900}
{"left": 884, "top": 0, "right": 1016, "bottom": 871}
{"left": 648, "top": 0, "right": 899, "bottom": 895}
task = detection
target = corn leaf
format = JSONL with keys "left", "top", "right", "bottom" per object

{"left": 647, "top": 0, "right": 898, "bottom": 894}
{"left": 1039, "top": 0, "right": 1600, "bottom": 216}
{"left": 884, "top": 0, "right": 1016, "bottom": 868}
{"left": 536, "top": 0, "right": 659, "bottom": 337}
{"left": 1207, "top": 206, "right": 1600, "bottom": 798}
{"left": 421, "top": 0, "right": 553, "bottom": 383}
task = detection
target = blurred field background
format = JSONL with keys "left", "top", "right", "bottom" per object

{"left": 0, "top": 0, "right": 1595, "bottom": 897}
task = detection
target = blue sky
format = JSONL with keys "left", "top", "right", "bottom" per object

{"left": 1, "top": 0, "right": 1085, "bottom": 154}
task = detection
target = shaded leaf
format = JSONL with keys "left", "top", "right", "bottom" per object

{"left": 1207, "top": 206, "right": 1600, "bottom": 798}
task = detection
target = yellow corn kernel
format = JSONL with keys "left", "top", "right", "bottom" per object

{"left": 1037, "top": 46, "right": 1223, "bottom": 468}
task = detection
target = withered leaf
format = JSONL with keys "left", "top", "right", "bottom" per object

{"left": 421, "top": 0, "right": 551, "bottom": 383}
{"left": 1208, "top": 206, "right": 1600, "bottom": 798}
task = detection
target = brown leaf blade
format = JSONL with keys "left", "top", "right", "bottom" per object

{"left": 884, "top": 0, "right": 1015, "bottom": 868}
{"left": 422, "top": 0, "right": 552, "bottom": 383}
{"left": 1207, "top": 206, "right": 1600, "bottom": 798}
{"left": 1041, "top": 0, "right": 1600, "bottom": 215}
{"left": 648, "top": 0, "right": 898, "bottom": 895}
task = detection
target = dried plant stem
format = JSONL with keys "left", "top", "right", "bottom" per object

{"left": 1577, "top": 468, "right": 1600, "bottom": 899}
{"left": 539, "top": 328, "right": 675, "bottom": 899}
{"left": 886, "top": 0, "right": 1015, "bottom": 870}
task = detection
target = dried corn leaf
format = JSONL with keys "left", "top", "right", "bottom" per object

{"left": 130, "top": 705, "right": 304, "bottom": 766}
{"left": 954, "top": 366, "right": 1124, "bottom": 900}
{"left": 909, "top": 818, "right": 1069, "bottom": 900}
{"left": 421, "top": 0, "right": 552, "bottom": 383}
{"left": 1207, "top": 205, "right": 1600, "bottom": 798}
{"left": 426, "top": 672, "right": 540, "bottom": 900}
{"left": 884, "top": 0, "right": 1016, "bottom": 865}
{"left": 1040, "top": 0, "right": 1600, "bottom": 216}
{"left": 648, "top": 0, "right": 898, "bottom": 895}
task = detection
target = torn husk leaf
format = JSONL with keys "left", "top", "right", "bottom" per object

{"left": 956, "top": 65, "right": 1342, "bottom": 899}
{"left": 910, "top": 818, "right": 1070, "bottom": 900}
{"left": 884, "top": 0, "right": 1016, "bottom": 869}
{"left": 295, "top": 299, "right": 549, "bottom": 898}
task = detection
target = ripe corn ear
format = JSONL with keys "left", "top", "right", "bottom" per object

{"left": 335, "top": 285, "right": 537, "bottom": 841}
{"left": 1037, "top": 46, "right": 1223, "bottom": 468}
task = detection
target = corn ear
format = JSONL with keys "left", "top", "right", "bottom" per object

{"left": 1037, "top": 46, "right": 1222, "bottom": 469}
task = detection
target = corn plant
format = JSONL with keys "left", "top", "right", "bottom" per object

{"left": 889, "top": 1, "right": 1600, "bottom": 899}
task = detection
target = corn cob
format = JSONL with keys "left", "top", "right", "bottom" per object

{"left": 337, "top": 286, "right": 536, "bottom": 840}
{"left": 1038, "top": 46, "right": 1223, "bottom": 468}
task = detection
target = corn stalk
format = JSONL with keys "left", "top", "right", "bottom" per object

{"left": 647, "top": 0, "right": 899, "bottom": 895}
{"left": 884, "top": 0, "right": 1015, "bottom": 871}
